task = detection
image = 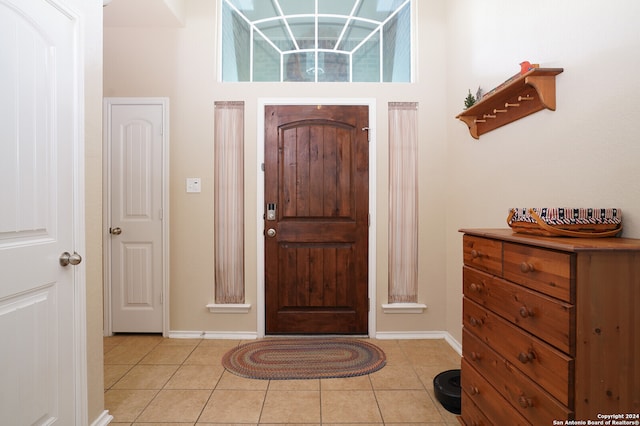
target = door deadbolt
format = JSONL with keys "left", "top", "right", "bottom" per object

{"left": 266, "top": 228, "right": 276, "bottom": 237}
{"left": 266, "top": 203, "right": 276, "bottom": 221}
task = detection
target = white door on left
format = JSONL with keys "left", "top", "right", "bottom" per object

{"left": 0, "top": 0, "right": 84, "bottom": 424}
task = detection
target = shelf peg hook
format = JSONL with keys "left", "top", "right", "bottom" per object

{"left": 518, "top": 95, "right": 534, "bottom": 101}
{"left": 505, "top": 102, "right": 520, "bottom": 108}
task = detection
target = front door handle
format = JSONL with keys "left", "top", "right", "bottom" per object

{"left": 109, "top": 227, "right": 122, "bottom": 235}
{"left": 60, "top": 252, "right": 83, "bottom": 267}
{"left": 266, "top": 228, "right": 276, "bottom": 238}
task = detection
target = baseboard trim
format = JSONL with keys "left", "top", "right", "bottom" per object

{"left": 165, "top": 330, "right": 461, "bottom": 354}
{"left": 381, "top": 303, "right": 427, "bottom": 314}
{"left": 168, "top": 330, "right": 259, "bottom": 340}
{"left": 374, "top": 330, "right": 462, "bottom": 356}
{"left": 90, "top": 410, "right": 113, "bottom": 426}
{"left": 206, "top": 303, "right": 252, "bottom": 314}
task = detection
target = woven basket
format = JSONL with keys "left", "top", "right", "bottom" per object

{"left": 507, "top": 208, "right": 622, "bottom": 238}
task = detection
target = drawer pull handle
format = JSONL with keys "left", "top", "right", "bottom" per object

{"left": 520, "top": 262, "right": 535, "bottom": 273}
{"left": 518, "top": 395, "right": 533, "bottom": 408}
{"left": 470, "top": 351, "right": 482, "bottom": 361}
{"left": 518, "top": 350, "right": 536, "bottom": 364}
{"left": 469, "top": 316, "right": 484, "bottom": 327}
{"left": 519, "top": 306, "right": 534, "bottom": 318}
{"left": 469, "top": 385, "right": 480, "bottom": 396}
{"left": 471, "top": 249, "right": 482, "bottom": 258}
{"left": 469, "top": 282, "right": 483, "bottom": 293}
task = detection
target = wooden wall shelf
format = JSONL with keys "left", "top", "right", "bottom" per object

{"left": 456, "top": 68, "right": 564, "bottom": 139}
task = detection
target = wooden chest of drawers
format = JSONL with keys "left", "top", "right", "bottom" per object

{"left": 459, "top": 229, "right": 640, "bottom": 425}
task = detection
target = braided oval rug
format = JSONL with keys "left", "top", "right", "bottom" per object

{"left": 222, "top": 338, "right": 386, "bottom": 380}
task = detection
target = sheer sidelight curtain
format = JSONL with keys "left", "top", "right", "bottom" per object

{"left": 213, "top": 101, "right": 245, "bottom": 304}
{"left": 388, "top": 102, "right": 419, "bottom": 303}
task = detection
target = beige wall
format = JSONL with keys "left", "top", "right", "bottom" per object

{"left": 102, "top": 0, "right": 640, "bottom": 351}
{"left": 444, "top": 1, "right": 640, "bottom": 343}
{"left": 104, "top": 0, "right": 450, "bottom": 337}
{"left": 65, "top": 0, "right": 105, "bottom": 423}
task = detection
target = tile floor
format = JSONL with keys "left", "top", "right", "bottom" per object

{"left": 104, "top": 335, "right": 461, "bottom": 425}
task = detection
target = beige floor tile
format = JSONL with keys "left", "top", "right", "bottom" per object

{"left": 260, "top": 390, "right": 320, "bottom": 423}
{"left": 369, "top": 364, "right": 424, "bottom": 390}
{"left": 375, "top": 389, "right": 444, "bottom": 423}
{"left": 165, "top": 364, "right": 224, "bottom": 389}
{"left": 102, "top": 337, "right": 463, "bottom": 425}
{"left": 215, "top": 370, "right": 269, "bottom": 390}
{"left": 104, "top": 364, "right": 134, "bottom": 389}
{"left": 104, "top": 344, "right": 154, "bottom": 365}
{"left": 400, "top": 340, "right": 461, "bottom": 367}
{"left": 196, "top": 424, "right": 257, "bottom": 426}
{"left": 133, "top": 423, "right": 194, "bottom": 426}
{"left": 112, "top": 364, "right": 179, "bottom": 389}
{"left": 414, "top": 365, "right": 461, "bottom": 391}
{"left": 104, "top": 389, "right": 158, "bottom": 423}
{"left": 157, "top": 337, "right": 202, "bottom": 347}
{"left": 136, "top": 389, "right": 211, "bottom": 423}
{"left": 260, "top": 424, "right": 320, "bottom": 426}
{"left": 322, "top": 424, "right": 383, "bottom": 426}
{"left": 321, "top": 390, "right": 383, "bottom": 424}
{"left": 378, "top": 346, "right": 412, "bottom": 366}
{"left": 197, "top": 338, "right": 242, "bottom": 348}
{"left": 108, "top": 334, "right": 163, "bottom": 351}
{"left": 185, "top": 345, "right": 233, "bottom": 365}
{"left": 140, "top": 344, "right": 195, "bottom": 365}
{"left": 268, "top": 378, "right": 320, "bottom": 391}
{"left": 103, "top": 336, "right": 122, "bottom": 356}
{"left": 198, "top": 389, "right": 265, "bottom": 423}
{"left": 320, "top": 374, "right": 372, "bottom": 391}
{"left": 369, "top": 339, "right": 406, "bottom": 363}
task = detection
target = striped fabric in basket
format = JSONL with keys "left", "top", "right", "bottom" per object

{"left": 510, "top": 208, "right": 622, "bottom": 225}
{"left": 507, "top": 208, "right": 622, "bottom": 237}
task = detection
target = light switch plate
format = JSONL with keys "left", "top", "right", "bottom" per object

{"left": 186, "top": 178, "right": 201, "bottom": 193}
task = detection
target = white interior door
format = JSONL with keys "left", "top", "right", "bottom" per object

{"left": 0, "top": 0, "right": 84, "bottom": 424}
{"left": 106, "top": 100, "right": 165, "bottom": 333}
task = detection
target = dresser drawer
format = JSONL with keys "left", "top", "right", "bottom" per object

{"left": 463, "top": 329, "right": 574, "bottom": 424}
{"left": 463, "top": 235, "right": 503, "bottom": 276}
{"left": 503, "top": 242, "right": 574, "bottom": 302}
{"left": 461, "top": 360, "right": 531, "bottom": 426}
{"left": 460, "top": 388, "right": 492, "bottom": 426}
{"left": 463, "top": 266, "right": 575, "bottom": 354}
{"left": 463, "top": 297, "right": 573, "bottom": 406}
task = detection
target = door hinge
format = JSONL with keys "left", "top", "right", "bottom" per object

{"left": 368, "top": 214, "right": 370, "bottom": 227}
{"left": 261, "top": 163, "right": 265, "bottom": 171}
{"left": 160, "top": 291, "right": 163, "bottom": 304}
{"left": 368, "top": 298, "right": 371, "bottom": 312}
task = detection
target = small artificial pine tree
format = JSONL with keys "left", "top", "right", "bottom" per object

{"left": 464, "top": 89, "right": 476, "bottom": 109}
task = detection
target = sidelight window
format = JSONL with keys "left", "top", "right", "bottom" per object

{"left": 221, "top": 0, "right": 412, "bottom": 82}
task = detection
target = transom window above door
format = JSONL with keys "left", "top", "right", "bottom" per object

{"left": 221, "top": 0, "right": 412, "bottom": 82}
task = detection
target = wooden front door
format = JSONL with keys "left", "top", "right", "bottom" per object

{"left": 265, "top": 105, "right": 369, "bottom": 334}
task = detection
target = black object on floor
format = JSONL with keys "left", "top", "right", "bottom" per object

{"left": 433, "top": 369, "right": 461, "bottom": 414}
